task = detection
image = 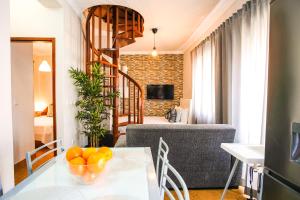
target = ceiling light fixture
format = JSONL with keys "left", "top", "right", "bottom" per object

{"left": 151, "top": 28, "right": 158, "bottom": 57}
{"left": 39, "top": 60, "right": 51, "bottom": 72}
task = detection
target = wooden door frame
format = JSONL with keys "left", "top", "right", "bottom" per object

{"left": 11, "top": 37, "right": 57, "bottom": 143}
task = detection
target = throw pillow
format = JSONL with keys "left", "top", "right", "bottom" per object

{"left": 180, "top": 109, "right": 189, "bottom": 124}
{"left": 175, "top": 106, "right": 182, "bottom": 122}
{"left": 168, "top": 108, "right": 177, "bottom": 123}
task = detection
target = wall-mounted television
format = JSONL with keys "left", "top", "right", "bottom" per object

{"left": 147, "top": 84, "right": 174, "bottom": 100}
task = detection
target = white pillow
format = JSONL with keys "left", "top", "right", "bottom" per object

{"left": 180, "top": 109, "right": 189, "bottom": 124}
{"left": 175, "top": 106, "right": 182, "bottom": 122}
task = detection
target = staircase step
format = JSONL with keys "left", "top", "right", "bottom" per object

{"left": 117, "top": 132, "right": 126, "bottom": 137}
{"left": 100, "top": 48, "right": 118, "bottom": 51}
{"left": 119, "top": 113, "right": 139, "bottom": 116}
{"left": 115, "top": 31, "right": 143, "bottom": 39}
{"left": 118, "top": 121, "right": 130, "bottom": 127}
{"left": 98, "top": 48, "right": 118, "bottom": 59}
{"left": 102, "top": 14, "right": 139, "bottom": 24}
{"left": 118, "top": 38, "right": 136, "bottom": 48}
{"left": 101, "top": 56, "right": 112, "bottom": 64}
{"left": 119, "top": 113, "right": 129, "bottom": 117}
{"left": 119, "top": 113, "right": 138, "bottom": 117}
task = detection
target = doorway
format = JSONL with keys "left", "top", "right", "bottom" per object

{"left": 10, "top": 37, "right": 56, "bottom": 184}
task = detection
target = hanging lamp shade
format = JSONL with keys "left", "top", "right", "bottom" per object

{"left": 151, "top": 28, "right": 158, "bottom": 57}
{"left": 151, "top": 47, "right": 158, "bottom": 57}
{"left": 39, "top": 60, "right": 51, "bottom": 72}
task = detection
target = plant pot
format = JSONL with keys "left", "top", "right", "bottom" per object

{"left": 86, "top": 131, "right": 113, "bottom": 147}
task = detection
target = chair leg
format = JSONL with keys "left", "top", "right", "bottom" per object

{"left": 25, "top": 152, "right": 32, "bottom": 175}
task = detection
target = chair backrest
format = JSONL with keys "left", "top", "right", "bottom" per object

{"left": 26, "top": 138, "right": 64, "bottom": 175}
{"left": 156, "top": 137, "right": 169, "bottom": 188}
{"left": 160, "top": 159, "right": 190, "bottom": 200}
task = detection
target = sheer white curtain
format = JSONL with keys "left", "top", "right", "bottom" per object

{"left": 191, "top": 39, "right": 216, "bottom": 124}
{"left": 233, "top": 0, "right": 269, "bottom": 144}
{"left": 191, "top": 0, "right": 269, "bottom": 145}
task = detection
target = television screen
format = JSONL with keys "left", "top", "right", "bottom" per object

{"left": 147, "top": 84, "right": 174, "bottom": 100}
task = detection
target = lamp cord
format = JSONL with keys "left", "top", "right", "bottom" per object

{"left": 153, "top": 33, "right": 156, "bottom": 49}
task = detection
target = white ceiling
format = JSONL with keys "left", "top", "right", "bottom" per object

{"left": 67, "top": 0, "right": 220, "bottom": 52}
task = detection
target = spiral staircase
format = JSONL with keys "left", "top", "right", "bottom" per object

{"left": 84, "top": 5, "right": 144, "bottom": 143}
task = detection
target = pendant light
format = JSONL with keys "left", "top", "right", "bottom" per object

{"left": 39, "top": 60, "right": 51, "bottom": 72}
{"left": 151, "top": 28, "right": 158, "bottom": 57}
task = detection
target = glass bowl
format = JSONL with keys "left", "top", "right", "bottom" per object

{"left": 66, "top": 159, "right": 106, "bottom": 184}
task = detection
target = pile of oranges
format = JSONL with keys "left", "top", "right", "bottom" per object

{"left": 66, "top": 146, "right": 112, "bottom": 183}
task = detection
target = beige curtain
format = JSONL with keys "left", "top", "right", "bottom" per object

{"left": 191, "top": 0, "right": 269, "bottom": 145}
{"left": 191, "top": 22, "right": 232, "bottom": 124}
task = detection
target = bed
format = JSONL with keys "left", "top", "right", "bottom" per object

{"left": 34, "top": 116, "right": 53, "bottom": 145}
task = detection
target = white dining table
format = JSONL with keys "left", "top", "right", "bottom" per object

{"left": 1, "top": 147, "right": 160, "bottom": 200}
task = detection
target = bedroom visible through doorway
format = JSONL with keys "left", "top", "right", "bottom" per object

{"left": 10, "top": 38, "right": 56, "bottom": 184}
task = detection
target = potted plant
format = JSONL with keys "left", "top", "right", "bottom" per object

{"left": 69, "top": 63, "right": 118, "bottom": 147}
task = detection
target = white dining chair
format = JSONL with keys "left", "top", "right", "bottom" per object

{"left": 156, "top": 137, "right": 169, "bottom": 187}
{"left": 160, "top": 159, "right": 190, "bottom": 200}
{"left": 26, "top": 138, "right": 64, "bottom": 175}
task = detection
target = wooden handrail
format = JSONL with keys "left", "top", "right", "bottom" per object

{"left": 118, "top": 69, "right": 144, "bottom": 124}
{"left": 87, "top": 60, "right": 118, "bottom": 68}
{"left": 118, "top": 69, "right": 143, "bottom": 93}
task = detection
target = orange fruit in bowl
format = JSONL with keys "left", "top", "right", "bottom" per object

{"left": 98, "top": 147, "right": 113, "bottom": 161}
{"left": 87, "top": 152, "right": 106, "bottom": 173}
{"left": 82, "top": 147, "right": 97, "bottom": 160}
{"left": 66, "top": 146, "right": 83, "bottom": 161}
{"left": 69, "top": 156, "right": 86, "bottom": 176}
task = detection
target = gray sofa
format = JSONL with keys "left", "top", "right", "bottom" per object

{"left": 126, "top": 124, "right": 241, "bottom": 189}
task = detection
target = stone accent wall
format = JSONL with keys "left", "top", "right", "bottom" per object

{"left": 120, "top": 54, "right": 183, "bottom": 116}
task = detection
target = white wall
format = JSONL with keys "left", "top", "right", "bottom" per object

{"left": 33, "top": 43, "right": 53, "bottom": 109}
{"left": 0, "top": 0, "right": 15, "bottom": 192}
{"left": 11, "top": 42, "right": 35, "bottom": 164}
{"left": 182, "top": 0, "right": 247, "bottom": 99}
{"left": 10, "top": 0, "right": 83, "bottom": 149}
{"left": 59, "top": 0, "right": 84, "bottom": 147}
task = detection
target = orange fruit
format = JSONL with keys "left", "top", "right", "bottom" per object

{"left": 87, "top": 152, "right": 106, "bottom": 173}
{"left": 82, "top": 147, "right": 97, "bottom": 160}
{"left": 66, "top": 146, "right": 83, "bottom": 161}
{"left": 69, "top": 157, "right": 86, "bottom": 176}
{"left": 98, "top": 147, "right": 113, "bottom": 161}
